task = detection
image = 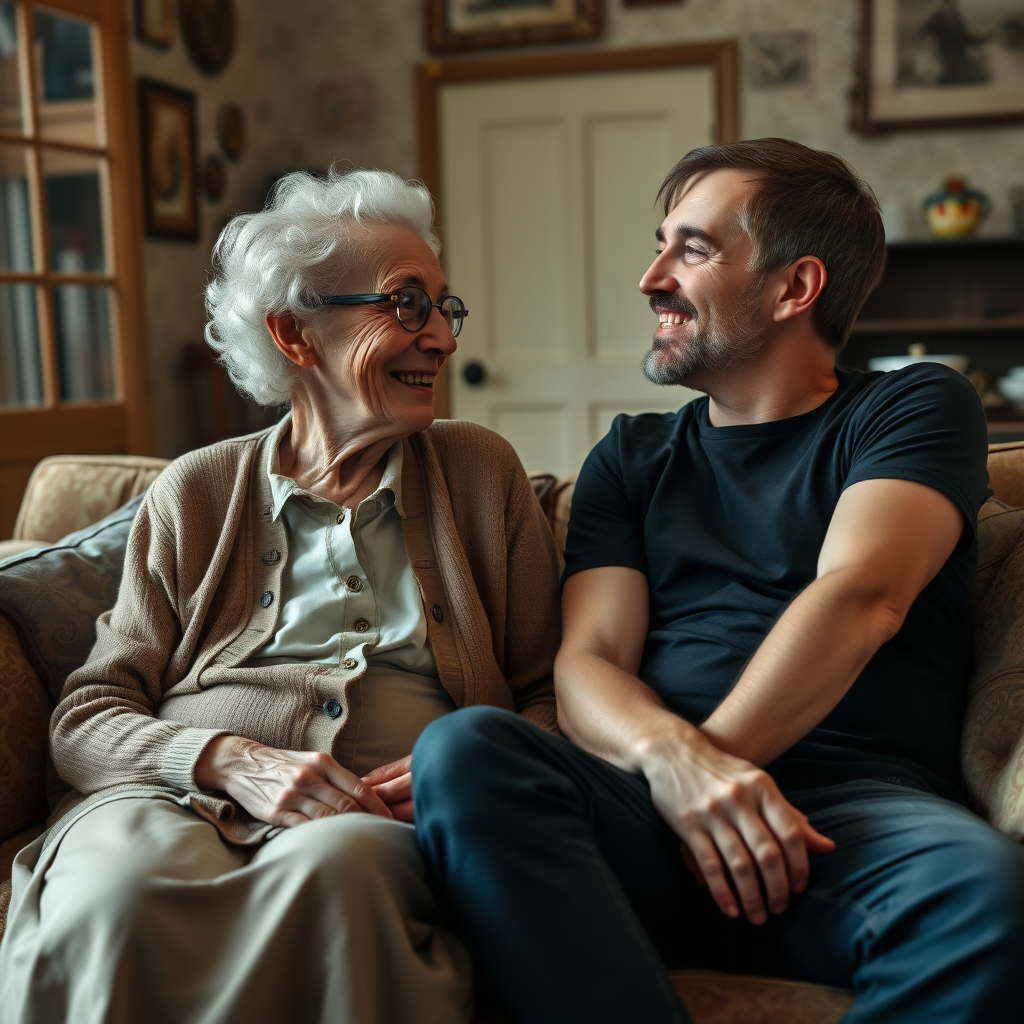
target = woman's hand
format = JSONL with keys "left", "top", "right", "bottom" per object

{"left": 195, "top": 735, "right": 393, "bottom": 828}
{"left": 362, "top": 755, "right": 414, "bottom": 822}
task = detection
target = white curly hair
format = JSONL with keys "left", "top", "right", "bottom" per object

{"left": 204, "top": 166, "right": 440, "bottom": 406}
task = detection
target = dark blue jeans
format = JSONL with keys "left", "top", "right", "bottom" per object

{"left": 412, "top": 707, "right": 1024, "bottom": 1024}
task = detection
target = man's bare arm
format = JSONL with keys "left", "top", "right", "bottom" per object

{"left": 701, "top": 477, "right": 964, "bottom": 766}
{"left": 556, "top": 568, "right": 833, "bottom": 926}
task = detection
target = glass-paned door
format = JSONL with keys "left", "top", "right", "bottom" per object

{"left": 0, "top": 0, "right": 149, "bottom": 536}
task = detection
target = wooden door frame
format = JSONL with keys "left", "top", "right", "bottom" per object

{"left": 416, "top": 41, "right": 739, "bottom": 418}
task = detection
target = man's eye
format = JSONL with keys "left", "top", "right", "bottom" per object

{"left": 685, "top": 245, "right": 707, "bottom": 259}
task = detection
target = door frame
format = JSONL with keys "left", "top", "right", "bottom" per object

{"left": 416, "top": 41, "right": 739, "bottom": 418}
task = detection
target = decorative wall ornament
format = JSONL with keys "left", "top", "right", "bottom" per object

{"left": 203, "top": 153, "right": 225, "bottom": 202}
{"left": 854, "top": 0, "right": 1024, "bottom": 133}
{"left": 426, "top": 0, "right": 601, "bottom": 51}
{"left": 179, "top": 0, "right": 235, "bottom": 74}
{"left": 216, "top": 103, "right": 246, "bottom": 160}
{"left": 135, "top": 0, "right": 175, "bottom": 47}
{"left": 314, "top": 78, "right": 375, "bottom": 138}
{"left": 138, "top": 78, "right": 198, "bottom": 240}
{"left": 747, "top": 31, "right": 810, "bottom": 88}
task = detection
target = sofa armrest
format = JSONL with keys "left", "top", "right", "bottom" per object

{"left": 0, "top": 613, "right": 50, "bottom": 842}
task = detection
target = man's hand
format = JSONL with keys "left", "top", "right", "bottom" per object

{"left": 362, "top": 755, "right": 414, "bottom": 822}
{"left": 195, "top": 734, "right": 393, "bottom": 828}
{"left": 640, "top": 726, "right": 834, "bottom": 923}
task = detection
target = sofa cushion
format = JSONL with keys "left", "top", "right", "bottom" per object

{"left": 0, "top": 616, "right": 49, "bottom": 843}
{"left": 0, "top": 496, "right": 143, "bottom": 705}
{"left": 963, "top": 498, "right": 1024, "bottom": 834}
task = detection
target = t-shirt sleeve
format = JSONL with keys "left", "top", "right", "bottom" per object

{"left": 562, "top": 417, "right": 648, "bottom": 583}
{"left": 843, "top": 364, "right": 990, "bottom": 547}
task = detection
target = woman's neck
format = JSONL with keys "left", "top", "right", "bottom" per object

{"left": 277, "top": 391, "right": 400, "bottom": 509}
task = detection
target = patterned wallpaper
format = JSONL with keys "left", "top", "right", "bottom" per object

{"left": 128, "top": 0, "right": 1024, "bottom": 456}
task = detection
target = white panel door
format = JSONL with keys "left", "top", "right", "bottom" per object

{"left": 440, "top": 68, "right": 715, "bottom": 477}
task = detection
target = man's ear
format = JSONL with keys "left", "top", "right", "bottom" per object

{"left": 266, "top": 314, "right": 318, "bottom": 368}
{"left": 772, "top": 256, "right": 827, "bottom": 325}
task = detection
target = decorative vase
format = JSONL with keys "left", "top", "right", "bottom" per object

{"left": 922, "top": 177, "right": 990, "bottom": 237}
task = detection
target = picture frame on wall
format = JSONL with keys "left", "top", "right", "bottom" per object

{"left": 426, "top": 0, "right": 601, "bottom": 51}
{"left": 138, "top": 78, "right": 198, "bottom": 240}
{"left": 135, "top": 0, "right": 175, "bottom": 47}
{"left": 853, "top": 0, "right": 1024, "bottom": 132}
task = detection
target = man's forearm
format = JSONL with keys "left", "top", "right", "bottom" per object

{"left": 554, "top": 646, "right": 700, "bottom": 775}
{"left": 700, "top": 567, "right": 902, "bottom": 766}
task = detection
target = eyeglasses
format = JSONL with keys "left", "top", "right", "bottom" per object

{"left": 317, "top": 286, "right": 469, "bottom": 338}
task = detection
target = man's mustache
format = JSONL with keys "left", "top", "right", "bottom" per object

{"left": 648, "top": 291, "right": 698, "bottom": 320}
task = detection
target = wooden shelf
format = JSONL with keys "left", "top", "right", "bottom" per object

{"left": 852, "top": 316, "right": 1024, "bottom": 335}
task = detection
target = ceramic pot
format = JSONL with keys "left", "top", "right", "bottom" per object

{"left": 923, "top": 177, "right": 990, "bottom": 237}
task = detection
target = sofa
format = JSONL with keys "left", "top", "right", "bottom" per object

{"left": 4, "top": 445, "right": 1024, "bottom": 1023}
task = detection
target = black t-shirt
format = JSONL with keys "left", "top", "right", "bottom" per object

{"left": 563, "top": 365, "right": 990, "bottom": 799}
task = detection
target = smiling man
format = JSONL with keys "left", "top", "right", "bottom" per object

{"left": 412, "top": 139, "right": 1024, "bottom": 1023}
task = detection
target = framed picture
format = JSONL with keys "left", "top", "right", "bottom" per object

{"left": 135, "top": 0, "right": 174, "bottom": 47}
{"left": 853, "top": 0, "right": 1024, "bottom": 132}
{"left": 426, "top": 0, "right": 601, "bottom": 51}
{"left": 138, "top": 79, "right": 198, "bottom": 240}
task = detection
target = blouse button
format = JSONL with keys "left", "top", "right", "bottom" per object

{"left": 432, "top": 604, "right": 444, "bottom": 622}
{"left": 323, "top": 699, "right": 342, "bottom": 719}
{"left": 345, "top": 575, "right": 363, "bottom": 593}
{"left": 336, "top": 513, "right": 345, "bottom": 525}
{"left": 353, "top": 618, "right": 370, "bottom": 633}
{"left": 260, "top": 591, "right": 274, "bottom": 608}
{"left": 342, "top": 657, "right": 357, "bottom": 670}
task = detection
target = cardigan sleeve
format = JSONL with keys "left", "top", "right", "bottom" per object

{"left": 49, "top": 490, "right": 229, "bottom": 797}
{"left": 501, "top": 462, "right": 561, "bottom": 732}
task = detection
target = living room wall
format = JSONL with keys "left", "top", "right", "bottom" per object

{"left": 129, "top": 0, "right": 1024, "bottom": 457}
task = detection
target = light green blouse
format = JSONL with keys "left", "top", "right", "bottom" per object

{"left": 250, "top": 438, "right": 455, "bottom": 774}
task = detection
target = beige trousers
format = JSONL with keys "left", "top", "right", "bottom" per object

{"left": 0, "top": 797, "right": 473, "bottom": 1024}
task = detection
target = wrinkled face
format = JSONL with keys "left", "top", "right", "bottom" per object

{"left": 307, "top": 223, "right": 457, "bottom": 438}
{"left": 639, "top": 168, "right": 769, "bottom": 388}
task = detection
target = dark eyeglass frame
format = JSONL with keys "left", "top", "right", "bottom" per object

{"left": 317, "top": 286, "right": 469, "bottom": 338}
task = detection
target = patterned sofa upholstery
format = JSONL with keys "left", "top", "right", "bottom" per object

{"left": 4, "top": 444, "right": 1024, "bottom": 1023}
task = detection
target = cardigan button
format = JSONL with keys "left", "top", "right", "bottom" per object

{"left": 323, "top": 699, "right": 342, "bottom": 719}
{"left": 432, "top": 604, "right": 444, "bottom": 622}
{"left": 260, "top": 591, "right": 274, "bottom": 608}
{"left": 261, "top": 549, "right": 281, "bottom": 565}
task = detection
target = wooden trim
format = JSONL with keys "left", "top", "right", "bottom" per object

{"left": 416, "top": 41, "right": 739, "bottom": 417}
{"left": 0, "top": 402, "right": 126, "bottom": 459}
{"left": 100, "top": 0, "right": 152, "bottom": 452}
{"left": 0, "top": 271, "right": 116, "bottom": 284}
{"left": 0, "top": 129, "right": 111, "bottom": 158}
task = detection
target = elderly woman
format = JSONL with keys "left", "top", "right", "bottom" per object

{"left": 0, "top": 168, "right": 561, "bottom": 1024}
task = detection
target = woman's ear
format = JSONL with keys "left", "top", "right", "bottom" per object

{"left": 772, "top": 256, "right": 827, "bottom": 325}
{"left": 266, "top": 314, "right": 318, "bottom": 368}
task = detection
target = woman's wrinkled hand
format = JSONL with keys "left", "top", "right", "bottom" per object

{"left": 195, "top": 735, "right": 393, "bottom": 828}
{"left": 362, "top": 755, "right": 414, "bottom": 822}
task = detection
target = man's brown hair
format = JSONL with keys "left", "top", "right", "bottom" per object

{"left": 657, "top": 138, "right": 886, "bottom": 350}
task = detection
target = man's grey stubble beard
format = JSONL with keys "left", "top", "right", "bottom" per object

{"left": 642, "top": 280, "right": 768, "bottom": 387}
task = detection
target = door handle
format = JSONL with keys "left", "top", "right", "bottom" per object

{"left": 462, "top": 361, "right": 487, "bottom": 387}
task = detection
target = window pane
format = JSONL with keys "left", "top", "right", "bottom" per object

{"left": 0, "top": 143, "right": 33, "bottom": 270}
{"left": 43, "top": 149, "right": 106, "bottom": 272}
{"left": 0, "top": 1, "right": 24, "bottom": 134}
{"left": 32, "top": 8, "right": 102, "bottom": 146}
{"left": 0, "top": 283, "right": 42, "bottom": 407}
{"left": 54, "top": 283, "right": 113, "bottom": 401}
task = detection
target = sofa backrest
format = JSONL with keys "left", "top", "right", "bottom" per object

{"left": 14, "top": 455, "right": 170, "bottom": 544}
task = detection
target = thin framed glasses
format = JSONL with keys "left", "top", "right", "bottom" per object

{"left": 318, "top": 286, "right": 469, "bottom": 338}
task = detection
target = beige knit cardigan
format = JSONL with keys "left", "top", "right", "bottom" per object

{"left": 47, "top": 418, "right": 561, "bottom": 845}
